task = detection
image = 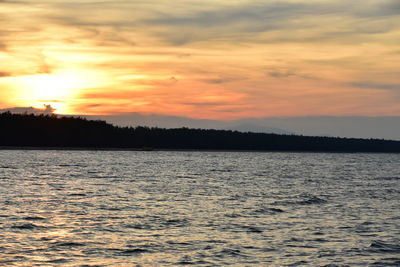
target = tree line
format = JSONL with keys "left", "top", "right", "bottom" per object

{"left": 1, "top": 112, "right": 400, "bottom": 152}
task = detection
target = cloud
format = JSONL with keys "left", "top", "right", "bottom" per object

{"left": 268, "top": 70, "right": 296, "bottom": 78}
{"left": 202, "top": 76, "right": 244, "bottom": 84}
{"left": 1, "top": 0, "right": 399, "bottom": 118}
{"left": 353, "top": 0, "right": 400, "bottom": 18}
{"left": 267, "top": 68, "right": 318, "bottom": 80}
{"left": 0, "top": 72, "right": 11, "bottom": 77}
{"left": 0, "top": 105, "right": 55, "bottom": 114}
{"left": 5, "top": 0, "right": 395, "bottom": 47}
{"left": 1, "top": 0, "right": 398, "bottom": 51}
{"left": 43, "top": 104, "right": 56, "bottom": 114}
{"left": 349, "top": 81, "right": 400, "bottom": 90}
{"left": 37, "top": 51, "right": 51, "bottom": 74}
{"left": 181, "top": 101, "right": 227, "bottom": 107}
{"left": 139, "top": 0, "right": 400, "bottom": 44}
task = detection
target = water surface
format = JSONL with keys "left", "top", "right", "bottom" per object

{"left": 0, "top": 150, "right": 399, "bottom": 266}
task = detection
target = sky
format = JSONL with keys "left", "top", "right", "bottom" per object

{"left": 0, "top": 0, "right": 399, "bottom": 119}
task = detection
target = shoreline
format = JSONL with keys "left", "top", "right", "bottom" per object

{"left": 1, "top": 146, "right": 399, "bottom": 154}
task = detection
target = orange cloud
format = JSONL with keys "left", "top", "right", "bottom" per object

{"left": 0, "top": 0, "right": 399, "bottom": 119}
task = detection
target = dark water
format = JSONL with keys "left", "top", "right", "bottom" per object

{"left": 0, "top": 150, "right": 399, "bottom": 266}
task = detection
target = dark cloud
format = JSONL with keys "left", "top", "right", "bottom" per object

{"left": 0, "top": 71, "right": 11, "bottom": 77}
{"left": 349, "top": 81, "right": 400, "bottom": 90}
{"left": 141, "top": 0, "right": 400, "bottom": 44}
{"left": 268, "top": 70, "right": 296, "bottom": 78}
{"left": 354, "top": 0, "right": 400, "bottom": 17}
{"left": 43, "top": 104, "right": 56, "bottom": 114}
{"left": 146, "top": 0, "right": 400, "bottom": 27}
{"left": 144, "top": 2, "right": 311, "bottom": 44}
{"left": 203, "top": 76, "right": 243, "bottom": 84}
{"left": 204, "top": 79, "right": 230, "bottom": 84}
{"left": 267, "top": 69, "right": 317, "bottom": 80}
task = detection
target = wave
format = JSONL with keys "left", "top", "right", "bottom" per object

{"left": 53, "top": 241, "right": 87, "bottom": 247}
{"left": 11, "top": 223, "right": 46, "bottom": 230}
{"left": 254, "top": 207, "right": 285, "bottom": 214}
{"left": 273, "top": 194, "right": 327, "bottom": 206}
{"left": 369, "top": 240, "right": 400, "bottom": 253}
{"left": 22, "top": 216, "right": 46, "bottom": 221}
{"left": 374, "top": 176, "right": 399, "bottom": 181}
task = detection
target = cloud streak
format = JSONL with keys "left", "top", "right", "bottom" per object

{"left": 6, "top": 0, "right": 397, "bottom": 45}
{"left": 349, "top": 81, "right": 400, "bottom": 91}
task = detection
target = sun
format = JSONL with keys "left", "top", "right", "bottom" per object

{"left": 17, "top": 70, "right": 95, "bottom": 114}
{"left": 27, "top": 74, "right": 78, "bottom": 100}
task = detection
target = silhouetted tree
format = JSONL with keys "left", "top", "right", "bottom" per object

{"left": 1, "top": 112, "right": 400, "bottom": 152}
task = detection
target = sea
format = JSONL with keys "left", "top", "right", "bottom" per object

{"left": 0, "top": 150, "right": 399, "bottom": 266}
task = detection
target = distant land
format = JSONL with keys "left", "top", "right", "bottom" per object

{"left": 2, "top": 107, "right": 399, "bottom": 140}
{"left": 1, "top": 112, "right": 400, "bottom": 153}
{"left": 88, "top": 114, "right": 400, "bottom": 141}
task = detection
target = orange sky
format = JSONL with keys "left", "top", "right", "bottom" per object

{"left": 1, "top": 0, "right": 399, "bottom": 119}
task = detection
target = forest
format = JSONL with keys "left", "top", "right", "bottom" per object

{"left": 1, "top": 112, "right": 400, "bottom": 152}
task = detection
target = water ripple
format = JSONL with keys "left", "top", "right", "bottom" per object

{"left": 0, "top": 150, "right": 399, "bottom": 266}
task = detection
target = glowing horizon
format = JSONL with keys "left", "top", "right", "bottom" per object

{"left": 1, "top": 0, "right": 399, "bottom": 119}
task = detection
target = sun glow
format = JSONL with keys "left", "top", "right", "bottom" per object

{"left": 16, "top": 70, "right": 99, "bottom": 114}
{"left": 25, "top": 74, "right": 78, "bottom": 100}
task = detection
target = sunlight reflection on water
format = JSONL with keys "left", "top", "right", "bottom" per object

{"left": 0, "top": 150, "right": 399, "bottom": 266}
